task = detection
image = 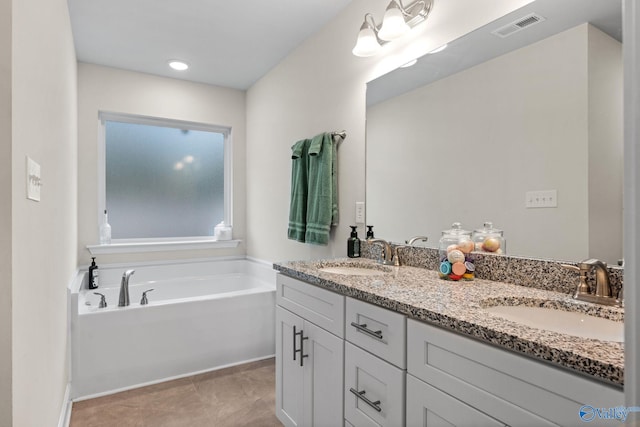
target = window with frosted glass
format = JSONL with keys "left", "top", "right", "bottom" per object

{"left": 104, "top": 120, "right": 226, "bottom": 239}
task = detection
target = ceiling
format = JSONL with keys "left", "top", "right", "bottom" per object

{"left": 67, "top": 0, "right": 353, "bottom": 90}
{"left": 368, "top": 0, "right": 622, "bottom": 106}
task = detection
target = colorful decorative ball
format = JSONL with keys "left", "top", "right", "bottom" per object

{"left": 447, "top": 249, "right": 465, "bottom": 264}
{"left": 451, "top": 262, "right": 466, "bottom": 276}
{"left": 483, "top": 237, "right": 501, "bottom": 252}
{"left": 447, "top": 244, "right": 459, "bottom": 254}
{"left": 439, "top": 261, "right": 452, "bottom": 275}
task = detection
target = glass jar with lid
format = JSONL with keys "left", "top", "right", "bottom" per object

{"left": 472, "top": 221, "right": 506, "bottom": 254}
{"left": 438, "top": 222, "right": 475, "bottom": 281}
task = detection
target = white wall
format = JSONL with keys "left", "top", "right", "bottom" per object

{"left": 245, "top": 0, "right": 533, "bottom": 262}
{"left": 0, "top": 0, "right": 12, "bottom": 423}
{"left": 77, "top": 64, "right": 247, "bottom": 266}
{"left": 588, "top": 25, "right": 624, "bottom": 264}
{"left": 11, "top": 0, "right": 77, "bottom": 425}
{"left": 366, "top": 24, "right": 622, "bottom": 263}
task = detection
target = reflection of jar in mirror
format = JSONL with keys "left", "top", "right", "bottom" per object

{"left": 438, "top": 222, "right": 474, "bottom": 281}
{"left": 472, "top": 221, "right": 506, "bottom": 254}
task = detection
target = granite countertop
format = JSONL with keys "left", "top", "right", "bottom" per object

{"left": 273, "top": 257, "right": 624, "bottom": 387}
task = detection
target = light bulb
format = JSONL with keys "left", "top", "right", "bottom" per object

{"left": 168, "top": 60, "right": 189, "bottom": 71}
{"left": 378, "top": 2, "right": 409, "bottom": 41}
{"left": 352, "top": 27, "right": 381, "bottom": 57}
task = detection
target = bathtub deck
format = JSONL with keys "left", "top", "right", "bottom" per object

{"left": 70, "top": 358, "right": 281, "bottom": 427}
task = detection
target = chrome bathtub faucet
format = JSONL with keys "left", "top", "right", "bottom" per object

{"left": 118, "top": 269, "right": 136, "bottom": 307}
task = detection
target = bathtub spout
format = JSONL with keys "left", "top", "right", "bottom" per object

{"left": 118, "top": 270, "right": 136, "bottom": 307}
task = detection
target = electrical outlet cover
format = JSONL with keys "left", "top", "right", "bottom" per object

{"left": 26, "top": 156, "right": 41, "bottom": 202}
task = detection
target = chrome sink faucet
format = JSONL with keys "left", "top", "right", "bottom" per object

{"left": 562, "top": 259, "right": 621, "bottom": 307}
{"left": 367, "top": 238, "right": 395, "bottom": 266}
{"left": 118, "top": 269, "right": 136, "bottom": 307}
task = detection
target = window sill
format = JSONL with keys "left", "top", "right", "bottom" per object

{"left": 86, "top": 239, "right": 242, "bottom": 255}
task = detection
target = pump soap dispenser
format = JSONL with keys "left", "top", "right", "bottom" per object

{"left": 88, "top": 257, "right": 99, "bottom": 289}
{"left": 348, "top": 226, "right": 361, "bottom": 258}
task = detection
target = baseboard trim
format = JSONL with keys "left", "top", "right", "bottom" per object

{"left": 58, "top": 383, "right": 72, "bottom": 427}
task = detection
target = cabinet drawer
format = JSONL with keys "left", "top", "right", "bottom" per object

{"left": 406, "top": 374, "right": 505, "bottom": 427}
{"left": 346, "top": 297, "right": 406, "bottom": 368}
{"left": 407, "top": 320, "right": 623, "bottom": 426}
{"left": 276, "top": 273, "right": 345, "bottom": 337}
{"left": 345, "top": 342, "right": 405, "bottom": 427}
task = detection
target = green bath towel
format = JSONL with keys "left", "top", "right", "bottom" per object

{"left": 305, "top": 132, "right": 335, "bottom": 245}
{"left": 287, "top": 138, "right": 310, "bottom": 242}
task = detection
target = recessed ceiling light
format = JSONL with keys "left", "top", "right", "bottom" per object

{"left": 427, "top": 44, "right": 448, "bottom": 54}
{"left": 400, "top": 59, "right": 418, "bottom": 68}
{"left": 168, "top": 60, "right": 189, "bottom": 71}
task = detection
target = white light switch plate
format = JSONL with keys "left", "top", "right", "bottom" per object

{"left": 355, "top": 201, "right": 365, "bottom": 223}
{"left": 525, "top": 190, "right": 557, "bottom": 208}
{"left": 26, "top": 156, "right": 41, "bottom": 202}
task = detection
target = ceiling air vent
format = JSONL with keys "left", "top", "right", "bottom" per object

{"left": 491, "top": 13, "right": 545, "bottom": 38}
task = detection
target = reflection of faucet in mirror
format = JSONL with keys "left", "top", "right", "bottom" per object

{"left": 562, "top": 259, "right": 621, "bottom": 307}
{"left": 406, "top": 236, "right": 428, "bottom": 245}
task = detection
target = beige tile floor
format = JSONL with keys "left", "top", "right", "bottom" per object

{"left": 70, "top": 358, "right": 282, "bottom": 427}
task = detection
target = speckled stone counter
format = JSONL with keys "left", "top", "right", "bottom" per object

{"left": 273, "top": 258, "right": 624, "bottom": 387}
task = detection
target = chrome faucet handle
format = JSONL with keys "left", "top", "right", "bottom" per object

{"left": 140, "top": 289, "right": 154, "bottom": 305}
{"left": 392, "top": 246, "right": 402, "bottom": 266}
{"left": 617, "top": 287, "right": 624, "bottom": 307}
{"left": 561, "top": 264, "right": 590, "bottom": 297}
{"left": 93, "top": 292, "right": 107, "bottom": 308}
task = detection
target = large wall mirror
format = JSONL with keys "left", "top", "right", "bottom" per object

{"left": 366, "top": 0, "right": 623, "bottom": 265}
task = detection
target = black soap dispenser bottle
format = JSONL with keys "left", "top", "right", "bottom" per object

{"left": 88, "top": 257, "right": 100, "bottom": 289}
{"left": 366, "top": 225, "right": 375, "bottom": 239}
{"left": 348, "top": 226, "right": 361, "bottom": 258}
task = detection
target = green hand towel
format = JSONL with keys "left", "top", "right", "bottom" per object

{"left": 288, "top": 139, "right": 310, "bottom": 242}
{"left": 305, "top": 132, "right": 335, "bottom": 245}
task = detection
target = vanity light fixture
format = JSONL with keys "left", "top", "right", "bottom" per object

{"left": 168, "top": 60, "right": 189, "bottom": 71}
{"left": 352, "top": 0, "right": 434, "bottom": 57}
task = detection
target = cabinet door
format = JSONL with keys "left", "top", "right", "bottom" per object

{"left": 304, "top": 320, "right": 344, "bottom": 427}
{"left": 276, "top": 306, "right": 305, "bottom": 427}
{"left": 406, "top": 375, "right": 505, "bottom": 427}
{"left": 345, "top": 342, "right": 405, "bottom": 427}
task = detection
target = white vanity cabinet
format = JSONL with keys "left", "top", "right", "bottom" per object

{"left": 406, "top": 320, "right": 624, "bottom": 427}
{"left": 275, "top": 274, "right": 345, "bottom": 427}
{"left": 275, "top": 270, "right": 624, "bottom": 427}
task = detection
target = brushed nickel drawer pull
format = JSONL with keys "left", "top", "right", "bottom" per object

{"left": 350, "top": 322, "right": 383, "bottom": 340}
{"left": 349, "top": 388, "right": 382, "bottom": 412}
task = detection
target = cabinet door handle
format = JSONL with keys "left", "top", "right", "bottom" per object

{"left": 350, "top": 322, "right": 383, "bottom": 340}
{"left": 293, "top": 325, "right": 300, "bottom": 361}
{"left": 293, "top": 326, "right": 309, "bottom": 367}
{"left": 299, "top": 330, "right": 309, "bottom": 367}
{"left": 349, "top": 388, "right": 382, "bottom": 412}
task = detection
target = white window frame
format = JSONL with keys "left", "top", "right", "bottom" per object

{"left": 87, "top": 111, "right": 238, "bottom": 255}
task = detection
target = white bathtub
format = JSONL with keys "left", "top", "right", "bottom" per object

{"left": 70, "top": 257, "right": 276, "bottom": 399}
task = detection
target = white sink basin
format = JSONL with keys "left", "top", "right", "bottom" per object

{"left": 484, "top": 305, "right": 624, "bottom": 342}
{"left": 318, "top": 266, "right": 389, "bottom": 276}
